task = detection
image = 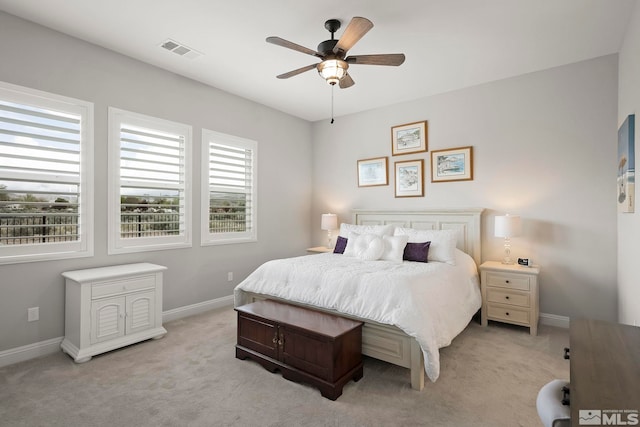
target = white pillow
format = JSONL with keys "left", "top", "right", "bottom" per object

{"left": 344, "top": 232, "right": 385, "bottom": 261}
{"left": 339, "top": 223, "right": 395, "bottom": 238}
{"left": 380, "top": 235, "right": 409, "bottom": 263}
{"left": 394, "top": 227, "right": 458, "bottom": 265}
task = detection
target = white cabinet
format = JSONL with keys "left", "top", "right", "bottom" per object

{"left": 61, "top": 263, "right": 167, "bottom": 363}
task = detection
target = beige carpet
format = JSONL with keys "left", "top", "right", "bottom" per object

{"left": 0, "top": 307, "right": 568, "bottom": 427}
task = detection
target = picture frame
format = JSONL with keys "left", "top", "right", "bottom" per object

{"left": 618, "top": 114, "right": 635, "bottom": 213}
{"left": 394, "top": 159, "right": 424, "bottom": 197}
{"left": 357, "top": 156, "right": 388, "bottom": 187}
{"left": 391, "top": 120, "right": 428, "bottom": 156}
{"left": 430, "top": 146, "right": 474, "bottom": 182}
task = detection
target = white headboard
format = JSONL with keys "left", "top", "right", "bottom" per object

{"left": 352, "top": 208, "right": 484, "bottom": 266}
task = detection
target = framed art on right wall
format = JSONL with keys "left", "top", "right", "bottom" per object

{"left": 431, "top": 146, "right": 474, "bottom": 182}
{"left": 618, "top": 114, "right": 635, "bottom": 213}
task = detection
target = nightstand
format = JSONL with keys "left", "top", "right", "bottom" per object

{"left": 307, "top": 246, "right": 333, "bottom": 253}
{"left": 479, "top": 261, "right": 540, "bottom": 336}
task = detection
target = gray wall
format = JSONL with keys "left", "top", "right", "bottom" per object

{"left": 0, "top": 12, "right": 312, "bottom": 351}
{"left": 618, "top": 2, "right": 640, "bottom": 327}
{"left": 311, "top": 55, "right": 619, "bottom": 322}
{"left": 0, "top": 9, "right": 628, "bottom": 355}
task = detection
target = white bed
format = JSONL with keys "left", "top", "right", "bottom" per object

{"left": 234, "top": 208, "right": 484, "bottom": 390}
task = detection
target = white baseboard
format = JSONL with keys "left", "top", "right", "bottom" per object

{"left": 539, "top": 312, "right": 570, "bottom": 328}
{"left": 0, "top": 294, "right": 235, "bottom": 369}
{"left": 0, "top": 302, "right": 568, "bottom": 369}
{"left": 162, "top": 294, "right": 234, "bottom": 323}
{"left": 0, "top": 336, "right": 64, "bottom": 368}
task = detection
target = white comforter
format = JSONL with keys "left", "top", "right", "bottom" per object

{"left": 233, "top": 249, "right": 482, "bottom": 382}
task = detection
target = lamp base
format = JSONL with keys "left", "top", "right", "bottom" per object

{"left": 326, "top": 230, "right": 333, "bottom": 249}
{"left": 501, "top": 238, "right": 513, "bottom": 265}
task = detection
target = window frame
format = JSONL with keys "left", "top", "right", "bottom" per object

{"left": 201, "top": 129, "right": 257, "bottom": 246}
{"left": 0, "top": 81, "right": 94, "bottom": 265}
{"left": 108, "top": 107, "right": 192, "bottom": 254}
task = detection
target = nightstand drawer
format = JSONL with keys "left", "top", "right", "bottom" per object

{"left": 487, "top": 304, "right": 530, "bottom": 324}
{"left": 484, "top": 272, "right": 530, "bottom": 291}
{"left": 486, "top": 288, "right": 530, "bottom": 308}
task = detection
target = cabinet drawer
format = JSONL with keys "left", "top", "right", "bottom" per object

{"left": 92, "top": 275, "right": 155, "bottom": 299}
{"left": 484, "top": 272, "right": 530, "bottom": 291}
{"left": 487, "top": 304, "right": 530, "bottom": 325}
{"left": 486, "top": 287, "right": 530, "bottom": 308}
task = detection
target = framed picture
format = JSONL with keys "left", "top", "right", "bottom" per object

{"left": 357, "top": 157, "right": 388, "bottom": 187}
{"left": 391, "top": 120, "right": 428, "bottom": 156}
{"left": 618, "top": 114, "right": 635, "bottom": 213}
{"left": 431, "top": 146, "right": 474, "bottom": 182}
{"left": 394, "top": 159, "right": 424, "bottom": 197}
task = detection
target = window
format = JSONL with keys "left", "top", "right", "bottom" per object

{"left": 201, "top": 129, "right": 257, "bottom": 245}
{"left": 0, "top": 81, "right": 93, "bottom": 264}
{"left": 108, "top": 108, "right": 191, "bottom": 254}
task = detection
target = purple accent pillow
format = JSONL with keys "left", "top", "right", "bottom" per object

{"left": 333, "top": 236, "right": 348, "bottom": 254}
{"left": 403, "top": 241, "right": 431, "bottom": 263}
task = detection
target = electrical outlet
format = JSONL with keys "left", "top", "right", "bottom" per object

{"left": 27, "top": 307, "right": 39, "bottom": 322}
{"left": 227, "top": 272, "right": 233, "bottom": 282}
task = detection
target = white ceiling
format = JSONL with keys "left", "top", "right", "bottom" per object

{"left": 0, "top": 0, "right": 636, "bottom": 122}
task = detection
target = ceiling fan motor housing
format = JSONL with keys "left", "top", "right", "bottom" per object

{"left": 317, "top": 39, "right": 339, "bottom": 56}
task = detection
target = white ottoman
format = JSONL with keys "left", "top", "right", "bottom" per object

{"left": 536, "top": 379, "right": 570, "bottom": 427}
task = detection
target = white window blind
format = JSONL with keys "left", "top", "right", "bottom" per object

{"left": 109, "top": 108, "right": 191, "bottom": 254}
{"left": 201, "top": 129, "right": 257, "bottom": 245}
{"left": 0, "top": 81, "right": 93, "bottom": 264}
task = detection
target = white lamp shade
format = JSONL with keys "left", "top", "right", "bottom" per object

{"left": 321, "top": 213, "right": 338, "bottom": 231}
{"left": 494, "top": 215, "right": 521, "bottom": 238}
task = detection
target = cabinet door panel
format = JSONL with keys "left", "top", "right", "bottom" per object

{"left": 282, "top": 328, "right": 330, "bottom": 381}
{"left": 126, "top": 291, "right": 155, "bottom": 335}
{"left": 237, "top": 314, "right": 278, "bottom": 359}
{"left": 91, "top": 297, "right": 125, "bottom": 344}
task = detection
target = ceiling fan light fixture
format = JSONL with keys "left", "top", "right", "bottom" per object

{"left": 317, "top": 59, "right": 348, "bottom": 85}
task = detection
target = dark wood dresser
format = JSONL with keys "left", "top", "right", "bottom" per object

{"left": 235, "top": 299, "right": 363, "bottom": 400}
{"left": 569, "top": 319, "right": 640, "bottom": 424}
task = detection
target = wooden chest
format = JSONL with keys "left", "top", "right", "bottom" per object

{"left": 235, "top": 299, "right": 363, "bottom": 400}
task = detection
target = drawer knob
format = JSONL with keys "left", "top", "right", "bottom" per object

{"left": 505, "top": 296, "right": 510, "bottom": 300}
{"left": 505, "top": 280, "right": 510, "bottom": 284}
{"left": 505, "top": 312, "right": 510, "bottom": 316}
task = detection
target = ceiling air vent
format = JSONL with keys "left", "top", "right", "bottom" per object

{"left": 160, "top": 39, "right": 202, "bottom": 59}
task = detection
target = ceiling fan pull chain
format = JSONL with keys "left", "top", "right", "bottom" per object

{"left": 330, "top": 85, "right": 335, "bottom": 124}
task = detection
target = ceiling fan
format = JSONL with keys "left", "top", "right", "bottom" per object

{"left": 266, "top": 17, "right": 406, "bottom": 89}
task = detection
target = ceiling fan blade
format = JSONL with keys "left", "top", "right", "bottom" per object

{"left": 345, "top": 54, "right": 406, "bottom": 66}
{"left": 333, "top": 17, "right": 373, "bottom": 55}
{"left": 266, "top": 36, "right": 323, "bottom": 58}
{"left": 276, "top": 63, "right": 319, "bottom": 79}
{"left": 339, "top": 73, "right": 355, "bottom": 89}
